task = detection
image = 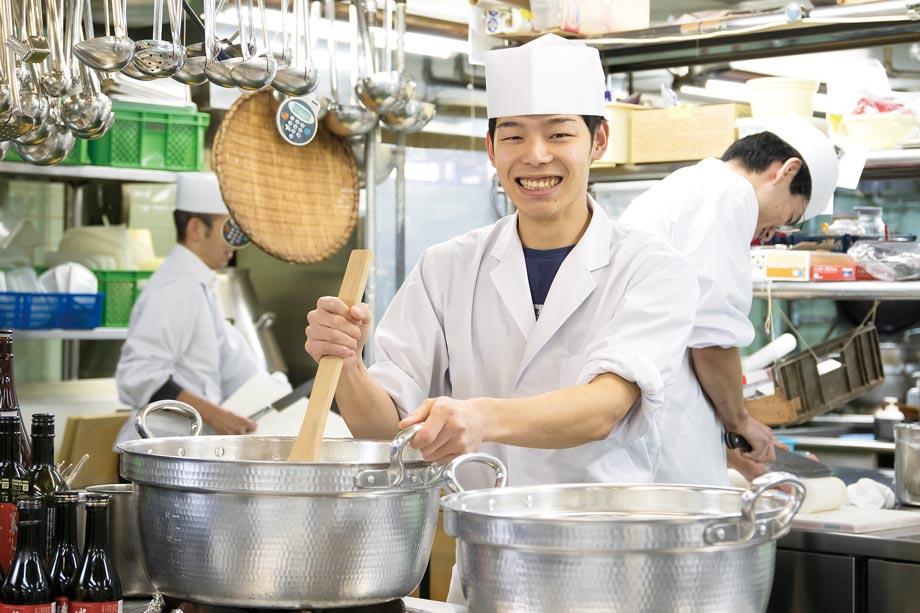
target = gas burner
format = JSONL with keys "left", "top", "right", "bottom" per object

{"left": 149, "top": 594, "right": 416, "bottom": 613}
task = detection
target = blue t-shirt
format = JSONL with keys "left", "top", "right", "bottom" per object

{"left": 522, "top": 245, "right": 575, "bottom": 319}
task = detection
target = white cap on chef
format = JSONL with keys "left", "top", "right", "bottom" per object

{"left": 485, "top": 34, "right": 606, "bottom": 119}
{"left": 175, "top": 172, "right": 230, "bottom": 216}
{"left": 759, "top": 117, "right": 840, "bottom": 221}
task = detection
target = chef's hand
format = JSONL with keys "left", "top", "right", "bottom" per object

{"left": 398, "top": 397, "right": 488, "bottom": 464}
{"left": 727, "top": 439, "right": 790, "bottom": 483}
{"left": 177, "top": 391, "right": 257, "bottom": 435}
{"left": 205, "top": 405, "right": 257, "bottom": 435}
{"left": 727, "top": 447, "right": 768, "bottom": 483}
{"left": 733, "top": 414, "right": 776, "bottom": 463}
{"left": 305, "top": 297, "right": 371, "bottom": 371}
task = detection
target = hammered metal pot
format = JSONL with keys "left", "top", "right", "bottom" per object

{"left": 895, "top": 422, "right": 920, "bottom": 506}
{"left": 117, "top": 401, "right": 506, "bottom": 609}
{"left": 441, "top": 472, "right": 805, "bottom": 613}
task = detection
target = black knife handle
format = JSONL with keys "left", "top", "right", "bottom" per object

{"left": 724, "top": 431, "right": 753, "bottom": 452}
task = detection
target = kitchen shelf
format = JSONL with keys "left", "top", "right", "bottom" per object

{"left": 591, "top": 2, "right": 920, "bottom": 73}
{"left": 13, "top": 327, "right": 129, "bottom": 340}
{"left": 590, "top": 148, "right": 920, "bottom": 184}
{"left": 754, "top": 281, "right": 920, "bottom": 301}
{"left": 0, "top": 162, "right": 178, "bottom": 183}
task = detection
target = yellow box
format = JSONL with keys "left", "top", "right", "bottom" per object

{"left": 629, "top": 103, "right": 751, "bottom": 164}
{"left": 751, "top": 248, "right": 811, "bottom": 282}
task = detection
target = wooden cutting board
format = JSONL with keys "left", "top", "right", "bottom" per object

{"left": 792, "top": 508, "right": 920, "bottom": 533}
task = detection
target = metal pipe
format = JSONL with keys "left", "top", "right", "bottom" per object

{"left": 325, "top": 0, "right": 338, "bottom": 102}
{"left": 364, "top": 125, "right": 377, "bottom": 365}
{"left": 395, "top": 131, "right": 406, "bottom": 286}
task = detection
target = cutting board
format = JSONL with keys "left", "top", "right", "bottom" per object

{"left": 792, "top": 508, "right": 920, "bottom": 533}
{"left": 222, "top": 372, "right": 352, "bottom": 438}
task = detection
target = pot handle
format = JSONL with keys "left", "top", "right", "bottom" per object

{"left": 354, "top": 424, "right": 507, "bottom": 490}
{"left": 135, "top": 400, "right": 204, "bottom": 440}
{"left": 704, "top": 471, "right": 805, "bottom": 546}
{"left": 442, "top": 452, "right": 507, "bottom": 493}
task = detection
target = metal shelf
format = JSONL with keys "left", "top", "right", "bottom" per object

{"left": 590, "top": 148, "right": 920, "bottom": 184}
{"left": 0, "top": 162, "right": 178, "bottom": 183}
{"left": 593, "top": 1, "right": 920, "bottom": 73}
{"left": 13, "top": 328, "right": 129, "bottom": 340}
{"left": 753, "top": 281, "right": 920, "bottom": 301}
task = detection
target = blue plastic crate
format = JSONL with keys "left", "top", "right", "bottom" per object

{"left": 0, "top": 292, "right": 103, "bottom": 329}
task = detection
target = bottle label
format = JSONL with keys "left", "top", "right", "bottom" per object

{"left": 0, "top": 501, "right": 15, "bottom": 573}
{"left": 0, "top": 603, "right": 55, "bottom": 613}
{"left": 67, "top": 602, "right": 122, "bottom": 613}
{"left": 55, "top": 598, "right": 67, "bottom": 613}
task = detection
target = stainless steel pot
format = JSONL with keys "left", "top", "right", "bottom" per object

{"left": 895, "top": 422, "right": 920, "bottom": 506}
{"left": 441, "top": 472, "right": 805, "bottom": 613}
{"left": 84, "top": 484, "right": 154, "bottom": 597}
{"left": 117, "top": 401, "right": 505, "bottom": 609}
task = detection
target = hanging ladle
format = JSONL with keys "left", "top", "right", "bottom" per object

{"left": 73, "top": 0, "right": 133, "bottom": 72}
{"left": 15, "top": 67, "right": 52, "bottom": 145}
{"left": 271, "top": 0, "right": 318, "bottom": 96}
{"left": 323, "top": 0, "right": 376, "bottom": 137}
{"left": 354, "top": 0, "right": 413, "bottom": 114}
{"left": 204, "top": 0, "right": 239, "bottom": 87}
{"left": 380, "top": 0, "right": 433, "bottom": 133}
{"left": 40, "top": 0, "right": 75, "bottom": 97}
{"left": 172, "top": 6, "right": 208, "bottom": 85}
{"left": 0, "top": 0, "right": 37, "bottom": 141}
{"left": 229, "top": 0, "right": 277, "bottom": 90}
{"left": 131, "top": 0, "right": 186, "bottom": 78}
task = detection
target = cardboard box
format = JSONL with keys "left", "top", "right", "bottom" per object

{"left": 751, "top": 248, "right": 811, "bottom": 282}
{"left": 596, "top": 102, "right": 643, "bottom": 165}
{"left": 528, "top": 0, "right": 649, "bottom": 36}
{"left": 629, "top": 103, "right": 750, "bottom": 164}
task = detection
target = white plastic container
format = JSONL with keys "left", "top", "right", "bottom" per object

{"left": 747, "top": 77, "right": 819, "bottom": 119}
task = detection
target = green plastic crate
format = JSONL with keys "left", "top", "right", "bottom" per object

{"left": 93, "top": 270, "right": 154, "bottom": 327}
{"left": 4, "top": 139, "right": 91, "bottom": 166}
{"left": 88, "top": 102, "right": 210, "bottom": 171}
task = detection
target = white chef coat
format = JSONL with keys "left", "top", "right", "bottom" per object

{"left": 619, "top": 158, "right": 758, "bottom": 486}
{"left": 115, "top": 245, "right": 260, "bottom": 443}
{"left": 368, "top": 198, "right": 700, "bottom": 489}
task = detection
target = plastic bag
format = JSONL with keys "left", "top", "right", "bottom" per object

{"left": 848, "top": 241, "right": 920, "bottom": 281}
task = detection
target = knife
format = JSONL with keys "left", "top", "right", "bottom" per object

{"left": 247, "top": 379, "right": 314, "bottom": 421}
{"left": 724, "top": 431, "right": 833, "bottom": 478}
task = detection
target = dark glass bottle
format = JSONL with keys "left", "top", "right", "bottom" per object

{"left": 0, "top": 498, "right": 54, "bottom": 612}
{"left": 0, "top": 416, "right": 28, "bottom": 574}
{"left": 26, "top": 415, "right": 66, "bottom": 563}
{"left": 47, "top": 492, "right": 80, "bottom": 613}
{"left": 68, "top": 495, "right": 122, "bottom": 613}
{"left": 0, "top": 331, "right": 31, "bottom": 467}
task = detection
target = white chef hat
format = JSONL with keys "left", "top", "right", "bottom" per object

{"left": 759, "top": 117, "right": 840, "bottom": 221}
{"left": 175, "top": 172, "right": 230, "bottom": 216}
{"left": 485, "top": 34, "right": 606, "bottom": 119}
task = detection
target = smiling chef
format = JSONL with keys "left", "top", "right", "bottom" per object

{"left": 305, "top": 32, "right": 702, "bottom": 600}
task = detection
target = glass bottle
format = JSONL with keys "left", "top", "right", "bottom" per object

{"left": 68, "top": 494, "right": 122, "bottom": 613}
{"left": 0, "top": 498, "right": 54, "bottom": 613}
{"left": 26, "top": 415, "right": 66, "bottom": 563}
{"left": 47, "top": 492, "right": 80, "bottom": 613}
{"left": 0, "top": 331, "right": 31, "bottom": 467}
{"left": 854, "top": 205, "right": 886, "bottom": 237}
{"left": 0, "top": 416, "right": 28, "bottom": 574}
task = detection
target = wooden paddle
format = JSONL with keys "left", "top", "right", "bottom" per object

{"left": 287, "top": 249, "right": 373, "bottom": 461}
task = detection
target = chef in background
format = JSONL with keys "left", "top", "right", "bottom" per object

{"left": 620, "top": 117, "right": 840, "bottom": 482}
{"left": 115, "top": 172, "right": 259, "bottom": 443}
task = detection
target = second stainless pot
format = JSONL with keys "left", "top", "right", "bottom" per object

{"left": 442, "top": 472, "right": 805, "bottom": 613}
